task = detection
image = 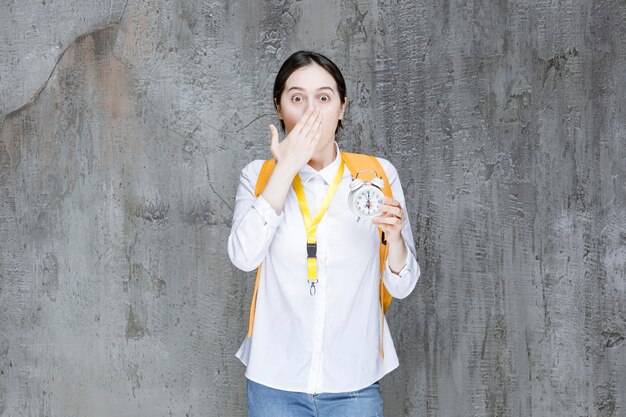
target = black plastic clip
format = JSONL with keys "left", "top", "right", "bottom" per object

{"left": 307, "top": 242, "right": 317, "bottom": 258}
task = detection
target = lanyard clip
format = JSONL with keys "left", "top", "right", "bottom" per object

{"left": 307, "top": 243, "right": 318, "bottom": 296}
{"left": 307, "top": 242, "right": 317, "bottom": 258}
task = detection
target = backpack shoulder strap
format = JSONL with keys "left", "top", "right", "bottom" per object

{"left": 340, "top": 152, "right": 394, "bottom": 309}
{"left": 246, "top": 159, "right": 276, "bottom": 338}
{"left": 255, "top": 159, "right": 276, "bottom": 197}
{"left": 341, "top": 151, "right": 396, "bottom": 358}
{"left": 340, "top": 152, "right": 392, "bottom": 199}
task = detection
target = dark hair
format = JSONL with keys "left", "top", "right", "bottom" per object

{"left": 273, "top": 51, "right": 347, "bottom": 133}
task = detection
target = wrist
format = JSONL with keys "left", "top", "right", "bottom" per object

{"left": 274, "top": 161, "right": 299, "bottom": 178}
{"left": 385, "top": 231, "right": 403, "bottom": 246}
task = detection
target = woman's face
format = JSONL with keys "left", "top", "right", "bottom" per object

{"left": 276, "top": 63, "right": 347, "bottom": 148}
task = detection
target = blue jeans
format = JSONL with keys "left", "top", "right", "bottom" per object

{"left": 246, "top": 378, "right": 384, "bottom": 417}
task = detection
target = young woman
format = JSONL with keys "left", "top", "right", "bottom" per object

{"left": 227, "top": 51, "right": 421, "bottom": 417}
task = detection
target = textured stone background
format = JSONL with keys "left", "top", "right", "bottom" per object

{"left": 1, "top": 0, "right": 625, "bottom": 416}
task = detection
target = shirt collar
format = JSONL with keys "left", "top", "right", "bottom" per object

{"left": 298, "top": 141, "right": 350, "bottom": 185}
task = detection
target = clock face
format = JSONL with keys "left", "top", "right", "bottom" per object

{"left": 354, "top": 186, "right": 384, "bottom": 218}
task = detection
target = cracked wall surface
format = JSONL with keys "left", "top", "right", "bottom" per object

{"left": 0, "top": 0, "right": 130, "bottom": 118}
{"left": 1, "top": 0, "right": 625, "bottom": 416}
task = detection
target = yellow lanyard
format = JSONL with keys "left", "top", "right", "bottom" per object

{"left": 292, "top": 159, "right": 345, "bottom": 295}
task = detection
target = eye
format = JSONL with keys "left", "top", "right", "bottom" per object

{"left": 319, "top": 94, "right": 331, "bottom": 102}
{"left": 291, "top": 95, "right": 303, "bottom": 103}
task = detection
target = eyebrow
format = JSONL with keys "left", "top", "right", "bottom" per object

{"left": 287, "top": 86, "right": 335, "bottom": 93}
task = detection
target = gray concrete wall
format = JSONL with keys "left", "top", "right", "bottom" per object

{"left": 1, "top": 0, "right": 625, "bottom": 416}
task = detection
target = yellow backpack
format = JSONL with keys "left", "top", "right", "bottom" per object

{"left": 247, "top": 151, "right": 395, "bottom": 358}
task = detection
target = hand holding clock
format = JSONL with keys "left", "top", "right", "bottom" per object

{"left": 371, "top": 196, "right": 404, "bottom": 241}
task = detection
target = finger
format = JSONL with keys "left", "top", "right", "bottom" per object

{"left": 268, "top": 124, "right": 280, "bottom": 161}
{"left": 380, "top": 204, "right": 402, "bottom": 217}
{"left": 293, "top": 107, "right": 315, "bottom": 134}
{"left": 371, "top": 218, "right": 387, "bottom": 230}
{"left": 310, "top": 122, "right": 323, "bottom": 147}
{"left": 269, "top": 124, "right": 279, "bottom": 144}
{"left": 299, "top": 109, "right": 321, "bottom": 137}
{"left": 306, "top": 116, "right": 323, "bottom": 141}
{"left": 383, "top": 196, "right": 401, "bottom": 206}
{"left": 299, "top": 110, "right": 320, "bottom": 137}
{"left": 371, "top": 216, "right": 400, "bottom": 225}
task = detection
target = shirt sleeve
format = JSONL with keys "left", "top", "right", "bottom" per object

{"left": 227, "top": 160, "right": 285, "bottom": 272}
{"left": 378, "top": 158, "right": 421, "bottom": 299}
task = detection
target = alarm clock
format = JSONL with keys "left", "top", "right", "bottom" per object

{"left": 348, "top": 170, "right": 386, "bottom": 220}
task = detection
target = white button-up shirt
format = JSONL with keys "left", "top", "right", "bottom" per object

{"left": 227, "top": 142, "right": 421, "bottom": 394}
